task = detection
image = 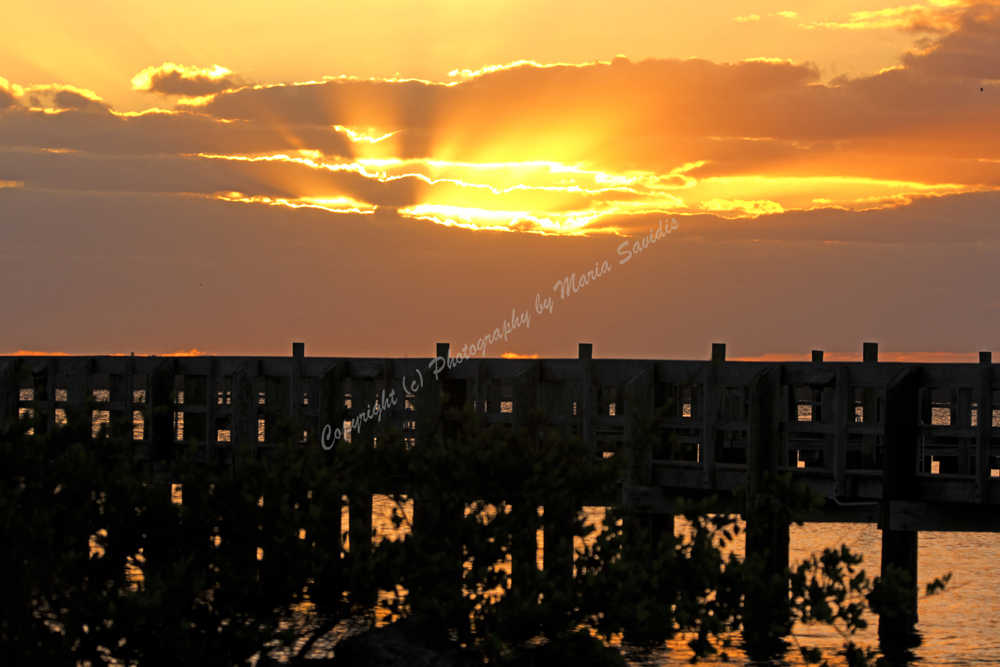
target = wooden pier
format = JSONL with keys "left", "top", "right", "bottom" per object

{"left": 2, "top": 342, "right": 998, "bottom": 641}
{"left": 3, "top": 343, "right": 995, "bottom": 518}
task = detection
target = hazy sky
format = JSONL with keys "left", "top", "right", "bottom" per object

{"left": 2, "top": 0, "right": 999, "bottom": 360}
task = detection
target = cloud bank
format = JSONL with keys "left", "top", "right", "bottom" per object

{"left": 1, "top": 3, "right": 999, "bottom": 235}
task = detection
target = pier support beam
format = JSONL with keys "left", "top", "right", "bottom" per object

{"left": 976, "top": 353, "right": 993, "bottom": 504}
{"left": 879, "top": 367, "right": 922, "bottom": 651}
{"left": 744, "top": 364, "right": 791, "bottom": 658}
{"left": 862, "top": 342, "right": 880, "bottom": 469}
{"left": 409, "top": 344, "right": 466, "bottom": 629}
{"left": 0, "top": 359, "right": 18, "bottom": 427}
{"left": 150, "top": 358, "right": 176, "bottom": 466}
{"left": 231, "top": 359, "right": 259, "bottom": 472}
{"left": 510, "top": 359, "right": 544, "bottom": 598}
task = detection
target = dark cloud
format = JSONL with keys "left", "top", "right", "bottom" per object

{"left": 53, "top": 90, "right": 110, "bottom": 112}
{"left": 132, "top": 64, "right": 243, "bottom": 97}
{"left": 2, "top": 187, "right": 999, "bottom": 357}
{"left": 903, "top": 4, "right": 1000, "bottom": 80}
{"left": 0, "top": 107, "right": 354, "bottom": 157}
{"left": 0, "top": 87, "right": 17, "bottom": 110}
{"left": 145, "top": 70, "right": 241, "bottom": 96}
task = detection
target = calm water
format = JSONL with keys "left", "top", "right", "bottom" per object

{"left": 629, "top": 519, "right": 1000, "bottom": 665}
{"left": 361, "top": 498, "right": 1000, "bottom": 666}
{"left": 88, "top": 493, "right": 1000, "bottom": 665}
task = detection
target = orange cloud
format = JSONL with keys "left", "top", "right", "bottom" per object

{"left": 501, "top": 352, "right": 540, "bottom": 359}
{"left": 807, "top": 1, "right": 970, "bottom": 32}
{"left": 132, "top": 63, "right": 241, "bottom": 97}
{"left": 700, "top": 198, "right": 784, "bottom": 217}
{"left": 2, "top": 3, "right": 1000, "bottom": 237}
{"left": 0, "top": 81, "right": 110, "bottom": 113}
{"left": 8, "top": 350, "right": 70, "bottom": 356}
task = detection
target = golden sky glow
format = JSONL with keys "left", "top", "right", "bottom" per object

{"left": 3, "top": 1, "right": 1000, "bottom": 358}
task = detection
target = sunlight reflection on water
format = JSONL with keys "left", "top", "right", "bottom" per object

{"left": 82, "top": 492, "right": 1000, "bottom": 664}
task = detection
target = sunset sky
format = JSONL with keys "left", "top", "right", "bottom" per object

{"left": 2, "top": 0, "right": 999, "bottom": 360}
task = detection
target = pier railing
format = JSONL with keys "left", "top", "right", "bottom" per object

{"left": 2, "top": 342, "right": 998, "bottom": 525}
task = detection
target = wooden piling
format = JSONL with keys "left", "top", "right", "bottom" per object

{"left": 880, "top": 367, "right": 922, "bottom": 642}
{"left": 957, "top": 387, "right": 972, "bottom": 474}
{"left": 0, "top": 359, "right": 19, "bottom": 427}
{"left": 109, "top": 362, "right": 127, "bottom": 439}
{"left": 744, "top": 364, "right": 790, "bottom": 653}
{"left": 413, "top": 344, "right": 447, "bottom": 446}
{"left": 833, "top": 366, "right": 850, "bottom": 496}
{"left": 701, "top": 344, "right": 723, "bottom": 488}
{"left": 976, "top": 353, "right": 993, "bottom": 504}
{"left": 539, "top": 370, "right": 578, "bottom": 579}
{"left": 204, "top": 358, "right": 216, "bottom": 456}
{"left": 32, "top": 359, "right": 55, "bottom": 435}
{"left": 68, "top": 358, "right": 94, "bottom": 437}
{"left": 291, "top": 343, "right": 304, "bottom": 423}
{"left": 473, "top": 359, "right": 487, "bottom": 422}
{"left": 623, "top": 365, "right": 655, "bottom": 499}
{"left": 231, "top": 359, "right": 259, "bottom": 472}
{"left": 407, "top": 344, "right": 466, "bottom": 627}
{"left": 378, "top": 359, "right": 398, "bottom": 439}
{"left": 624, "top": 364, "right": 673, "bottom": 548}
{"left": 862, "top": 342, "right": 879, "bottom": 469}
{"left": 512, "top": 360, "right": 540, "bottom": 436}
{"left": 318, "top": 361, "right": 345, "bottom": 446}
{"left": 510, "top": 359, "right": 543, "bottom": 589}
{"left": 183, "top": 371, "right": 207, "bottom": 447}
{"left": 264, "top": 374, "right": 291, "bottom": 445}
{"left": 348, "top": 375, "right": 376, "bottom": 562}
{"left": 579, "top": 344, "right": 598, "bottom": 459}
{"left": 150, "top": 359, "right": 176, "bottom": 464}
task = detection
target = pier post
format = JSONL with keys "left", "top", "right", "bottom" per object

{"left": 231, "top": 359, "right": 259, "bottom": 473}
{"left": 862, "top": 342, "right": 880, "bottom": 469}
{"left": 542, "top": 363, "right": 577, "bottom": 585}
{"left": 701, "top": 344, "right": 723, "bottom": 488}
{"left": 378, "top": 359, "right": 398, "bottom": 439}
{"left": 109, "top": 359, "right": 128, "bottom": 440}
{"left": 318, "top": 361, "right": 345, "bottom": 449}
{"left": 976, "top": 352, "right": 993, "bottom": 504}
{"left": 291, "top": 343, "right": 304, "bottom": 423}
{"left": 31, "top": 359, "right": 56, "bottom": 435}
{"left": 879, "top": 367, "right": 921, "bottom": 648}
{"left": 318, "top": 360, "right": 346, "bottom": 563}
{"left": 348, "top": 374, "right": 376, "bottom": 576}
{"left": 68, "top": 358, "right": 94, "bottom": 437}
{"left": 578, "top": 344, "right": 599, "bottom": 457}
{"left": 264, "top": 372, "right": 291, "bottom": 445}
{"left": 109, "top": 355, "right": 137, "bottom": 444}
{"left": 0, "top": 359, "right": 18, "bottom": 427}
{"left": 622, "top": 365, "right": 655, "bottom": 503}
{"left": 510, "top": 359, "right": 543, "bottom": 594}
{"left": 150, "top": 359, "right": 176, "bottom": 466}
{"left": 832, "top": 365, "right": 850, "bottom": 496}
{"left": 744, "top": 364, "right": 791, "bottom": 656}
{"left": 183, "top": 368, "right": 207, "bottom": 447}
{"left": 957, "top": 387, "right": 972, "bottom": 474}
{"left": 204, "top": 358, "right": 216, "bottom": 456}
{"left": 624, "top": 363, "right": 672, "bottom": 548}
{"left": 409, "top": 344, "right": 466, "bottom": 627}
